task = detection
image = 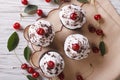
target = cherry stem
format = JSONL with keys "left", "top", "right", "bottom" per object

{"left": 14, "top": 50, "right": 23, "bottom": 64}
{"left": 36, "top": 5, "right": 61, "bottom": 21}
{"left": 92, "top": 0, "right": 102, "bottom": 27}
{"left": 84, "top": 64, "right": 94, "bottom": 79}
{"left": 20, "top": 13, "right": 34, "bottom": 18}
{"left": 81, "top": 63, "right": 94, "bottom": 75}
{"left": 80, "top": 3, "right": 86, "bottom": 7}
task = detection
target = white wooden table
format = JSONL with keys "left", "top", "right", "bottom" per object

{"left": 0, "top": 0, "right": 120, "bottom": 80}
{"left": 0, "top": 0, "right": 58, "bottom": 80}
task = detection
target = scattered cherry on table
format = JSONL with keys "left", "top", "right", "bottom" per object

{"left": 13, "top": 22, "right": 21, "bottom": 30}
{"left": 21, "top": 63, "right": 28, "bottom": 69}
{"left": 76, "top": 74, "right": 84, "bottom": 80}
{"left": 96, "top": 29, "right": 104, "bottom": 36}
{"left": 27, "top": 67, "right": 35, "bottom": 74}
{"left": 92, "top": 46, "right": 99, "bottom": 53}
{"left": 37, "top": 9, "right": 43, "bottom": 16}
{"left": 94, "top": 14, "right": 102, "bottom": 21}
{"left": 32, "top": 71, "right": 40, "bottom": 78}
{"left": 88, "top": 24, "right": 96, "bottom": 33}
{"left": 45, "top": 0, "right": 51, "bottom": 3}
{"left": 21, "top": 0, "right": 28, "bottom": 5}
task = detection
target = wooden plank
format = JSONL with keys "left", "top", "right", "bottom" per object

{"left": 0, "top": 0, "right": 58, "bottom": 80}
{"left": 0, "top": 0, "right": 120, "bottom": 80}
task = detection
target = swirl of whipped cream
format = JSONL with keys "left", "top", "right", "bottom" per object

{"left": 39, "top": 51, "right": 65, "bottom": 77}
{"left": 64, "top": 34, "right": 90, "bottom": 60}
{"left": 28, "top": 20, "right": 55, "bottom": 47}
{"left": 59, "top": 4, "right": 86, "bottom": 29}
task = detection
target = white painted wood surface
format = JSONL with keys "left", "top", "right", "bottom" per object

{"left": 109, "top": 0, "right": 120, "bottom": 15}
{"left": 0, "top": 0, "right": 120, "bottom": 80}
{"left": 0, "top": 0, "right": 58, "bottom": 80}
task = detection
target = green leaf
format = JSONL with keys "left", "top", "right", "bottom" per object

{"left": 7, "top": 32, "right": 19, "bottom": 51}
{"left": 27, "top": 75, "right": 37, "bottom": 80}
{"left": 54, "top": 0, "right": 60, "bottom": 4}
{"left": 24, "top": 46, "right": 32, "bottom": 62}
{"left": 24, "top": 4, "right": 38, "bottom": 14}
{"left": 77, "top": 0, "right": 88, "bottom": 3}
{"left": 54, "top": 0, "right": 70, "bottom": 4}
{"left": 99, "top": 41, "right": 106, "bottom": 56}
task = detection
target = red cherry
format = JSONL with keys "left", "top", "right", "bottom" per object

{"left": 36, "top": 28, "right": 45, "bottom": 35}
{"left": 58, "top": 72, "right": 64, "bottom": 80}
{"left": 70, "top": 12, "right": 77, "bottom": 20}
{"left": 94, "top": 14, "right": 102, "bottom": 21}
{"left": 13, "top": 22, "right": 21, "bottom": 30}
{"left": 47, "top": 61, "right": 55, "bottom": 69}
{"left": 76, "top": 74, "right": 84, "bottom": 80}
{"left": 21, "top": 0, "right": 28, "bottom": 5}
{"left": 27, "top": 67, "right": 35, "bottom": 74}
{"left": 72, "top": 43, "right": 80, "bottom": 51}
{"left": 88, "top": 24, "right": 96, "bottom": 33}
{"left": 96, "top": 29, "right": 104, "bottom": 36}
{"left": 32, "top": 72, "right": 40, "bottom": 78}
{"left": 92, "top": 47, "right": 99, "bottom": 53}
{"left": 37, "top": 9, "right": 43, "bottom": 16}
{"left": 21, "top": 63, "right": 28, "bottom": 69}
{"left": 45, "top": 0, "right": 51, "bottom": 3}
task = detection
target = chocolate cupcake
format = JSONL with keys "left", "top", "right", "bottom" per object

{"left": 59, "top": 4, "right": 86, "bottom": 29}
{"left": 39, "top": 51, "right": 65, "bottom": 78}
{"left": 28, "top": 20, "right": 55, "bottom": 47}
{"left": 64, "top": 34, "right": 90, "bottom": 60}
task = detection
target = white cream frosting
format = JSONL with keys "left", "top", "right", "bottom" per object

{"left": 39, "top": 51, "right": 65, "bottom": 77}
{"left": 64, "top": 34, "right": 90, "bottom": 60}
{"left": 28, "top": 20, "right": 55, "bottom": 47}
{"left": 59, "top": 4, "right": 86, "bottom": 29}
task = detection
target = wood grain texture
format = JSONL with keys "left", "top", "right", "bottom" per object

{"left": 0, "top": 0, "right": 58, "bottom": 80}
{"left": 0, "top": 0, "right": 120, "bottom": 80}
{"left": 109, "top": 0, "right": 120, "bottom": 15}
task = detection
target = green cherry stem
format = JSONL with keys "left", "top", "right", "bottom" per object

{"left": 14, "top": 50, "right": 23, "bottom": 64}
{"left": 84, "top": 64, "right": 94, "bottom": 79}
{"left": 92, "top": 0, "right": 102, "bottom": 27}
{"left": 81, "top": 63, "right": 94, "bottom": 78}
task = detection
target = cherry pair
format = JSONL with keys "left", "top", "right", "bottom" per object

{"left": 88, "top": 24, "right": 104, "bottom": 36}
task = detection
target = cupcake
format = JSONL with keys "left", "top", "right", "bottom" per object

{"left": 39, "top": 51, "right": 65, "bottom": 78}
{"left": 28, "top": 20, "right": 55, "bottom": 47}
{"left": 64, "top": 34, "right": 90, "bottom": 60}
{"left": 59, "top": 4, "right": 86, "bottom": 29}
